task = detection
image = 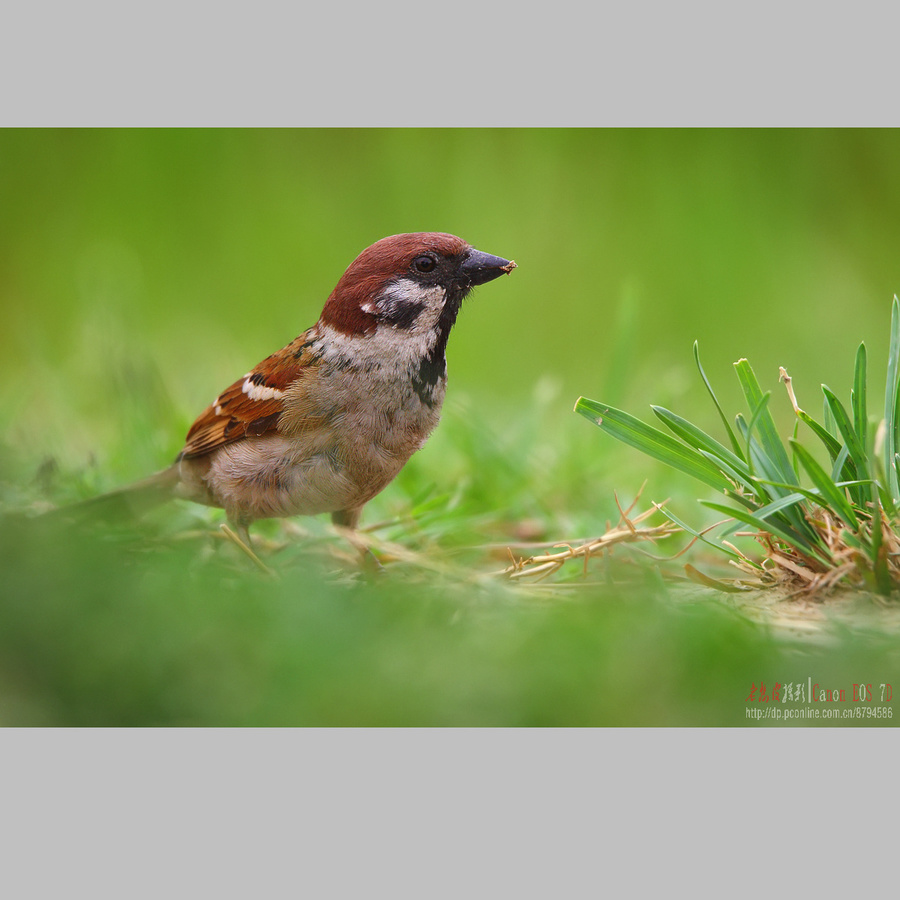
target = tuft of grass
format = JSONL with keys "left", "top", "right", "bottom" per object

{"left": 576, "top": 297, "right": 900, "bottom": 598}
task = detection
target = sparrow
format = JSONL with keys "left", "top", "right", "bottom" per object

{"left": 74, "top": 232, "right": 516, "bottom": 547}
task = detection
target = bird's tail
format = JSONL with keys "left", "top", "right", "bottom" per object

{"left": 48, "top": 465, "right": 181, "bottom": 525}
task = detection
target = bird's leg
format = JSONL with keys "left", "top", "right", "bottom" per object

{"left": 331, "top": 508, "right": 361, "bottom": 530}
{"left": 220, "top": 519, "right": 273, "bottom": 575}
{"left": 331, "top": 508, "right": 383, "bottom": 572}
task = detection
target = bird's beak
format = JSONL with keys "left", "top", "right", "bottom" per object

{"left": 459, "top": 248, "right": 517, "bottom": 286}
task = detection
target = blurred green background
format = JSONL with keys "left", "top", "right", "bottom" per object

{"left": 5, "top": 130, "right": 900, "bottom": 467}
{"left": 2, "top": 129, "right": 899, "bottom": 725}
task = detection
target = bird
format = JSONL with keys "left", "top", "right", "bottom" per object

{"left": 66, "top": 232, "right": 516, "bottom": 551}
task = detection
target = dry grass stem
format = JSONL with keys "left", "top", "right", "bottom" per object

{"left": 498, "top": 502, "right": 679, "bottom": 581}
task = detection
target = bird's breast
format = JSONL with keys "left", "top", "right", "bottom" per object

{"left": 280, "top": 357, "right": 445, "bottom": 465}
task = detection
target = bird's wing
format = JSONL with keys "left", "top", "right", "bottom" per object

{"left": 178, "top": 327, "right": 322, "bottom": 460}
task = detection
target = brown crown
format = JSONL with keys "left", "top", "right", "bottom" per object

{"left": 320, "top": 233, "right": 471, "bottom": 336}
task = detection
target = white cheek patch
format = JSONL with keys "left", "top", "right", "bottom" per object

{"left": 376, "top": 280, "right": 446, "bottom": 330}
{"left": 241, "top": 378, "right": 285, "bottom": 402}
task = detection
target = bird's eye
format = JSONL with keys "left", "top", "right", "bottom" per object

{"left": 413, "top": 255, "right": 436, "bottom": 273}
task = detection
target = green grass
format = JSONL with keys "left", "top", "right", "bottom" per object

{"left": 2, "top": 392, "right": 899, "bottom": 726}
{"left": 576, "top": 297, "right": 900, "bottom": 597}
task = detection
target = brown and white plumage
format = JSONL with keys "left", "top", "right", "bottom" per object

{"left": 79, "top": 232, "right": 515, "bottom": 543}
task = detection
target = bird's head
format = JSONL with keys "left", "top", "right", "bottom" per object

{"left": 320, "top": 232, "right": 516, "bottom": 340}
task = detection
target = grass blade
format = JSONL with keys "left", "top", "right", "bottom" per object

{"left": 651, "top": 406, "right": 751, "bottom": 479}
{"left": 822, "top": 385, "right": 872, "bottom": 506}
{"left": 734, "top": 358, "right": 798, "bottom": 486}
{"left": 723, "top": 421, "right": 824, "bottom": 547}
{"left": 788, "top": 439, "right": 859, "bottom": 530}
{"left": 574, "top": 398, "right": 733, "bottom": 492}
{"left": 823, "top": 386, "right": 868, "bottom": 472}
{"left": 782, "top": 364, "right": 848, "bottom": 467}
{"left": 716, "top": 487, "right": 822, "bottom": 546}
{"left": 655, "top": 506, "right": 747, "bottom": 563}
{"left": 884, "top": 296, "right": 900, "bottom": 501}
{"left": 852, "top": 342, "right": 868, "bottom": 457}
{"left": 745, "top": 390, "right": 773, "bottom": 461}
{"left": 797, "top": 408, "right": 845, "bottom": 464}
{"left": 734, "top": 415, "right": 790, "bottom": 499}
{"left": 824, "top": 396, "right": 838, "bottom": 438}
{"left": 693, "top": 341, "right": 745, "bottom": 460}
{"left": 696, "top": 450, "right": 757, "bottom": 496}
{"left": 700, "top": 499, "right": 828, "bottom": 562}
{"left": 870, "top": 495, "right": 892, "bottom": 594}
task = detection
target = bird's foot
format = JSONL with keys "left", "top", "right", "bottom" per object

{"left": 220, "top": 523, "right": 275, "bottom": 576}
